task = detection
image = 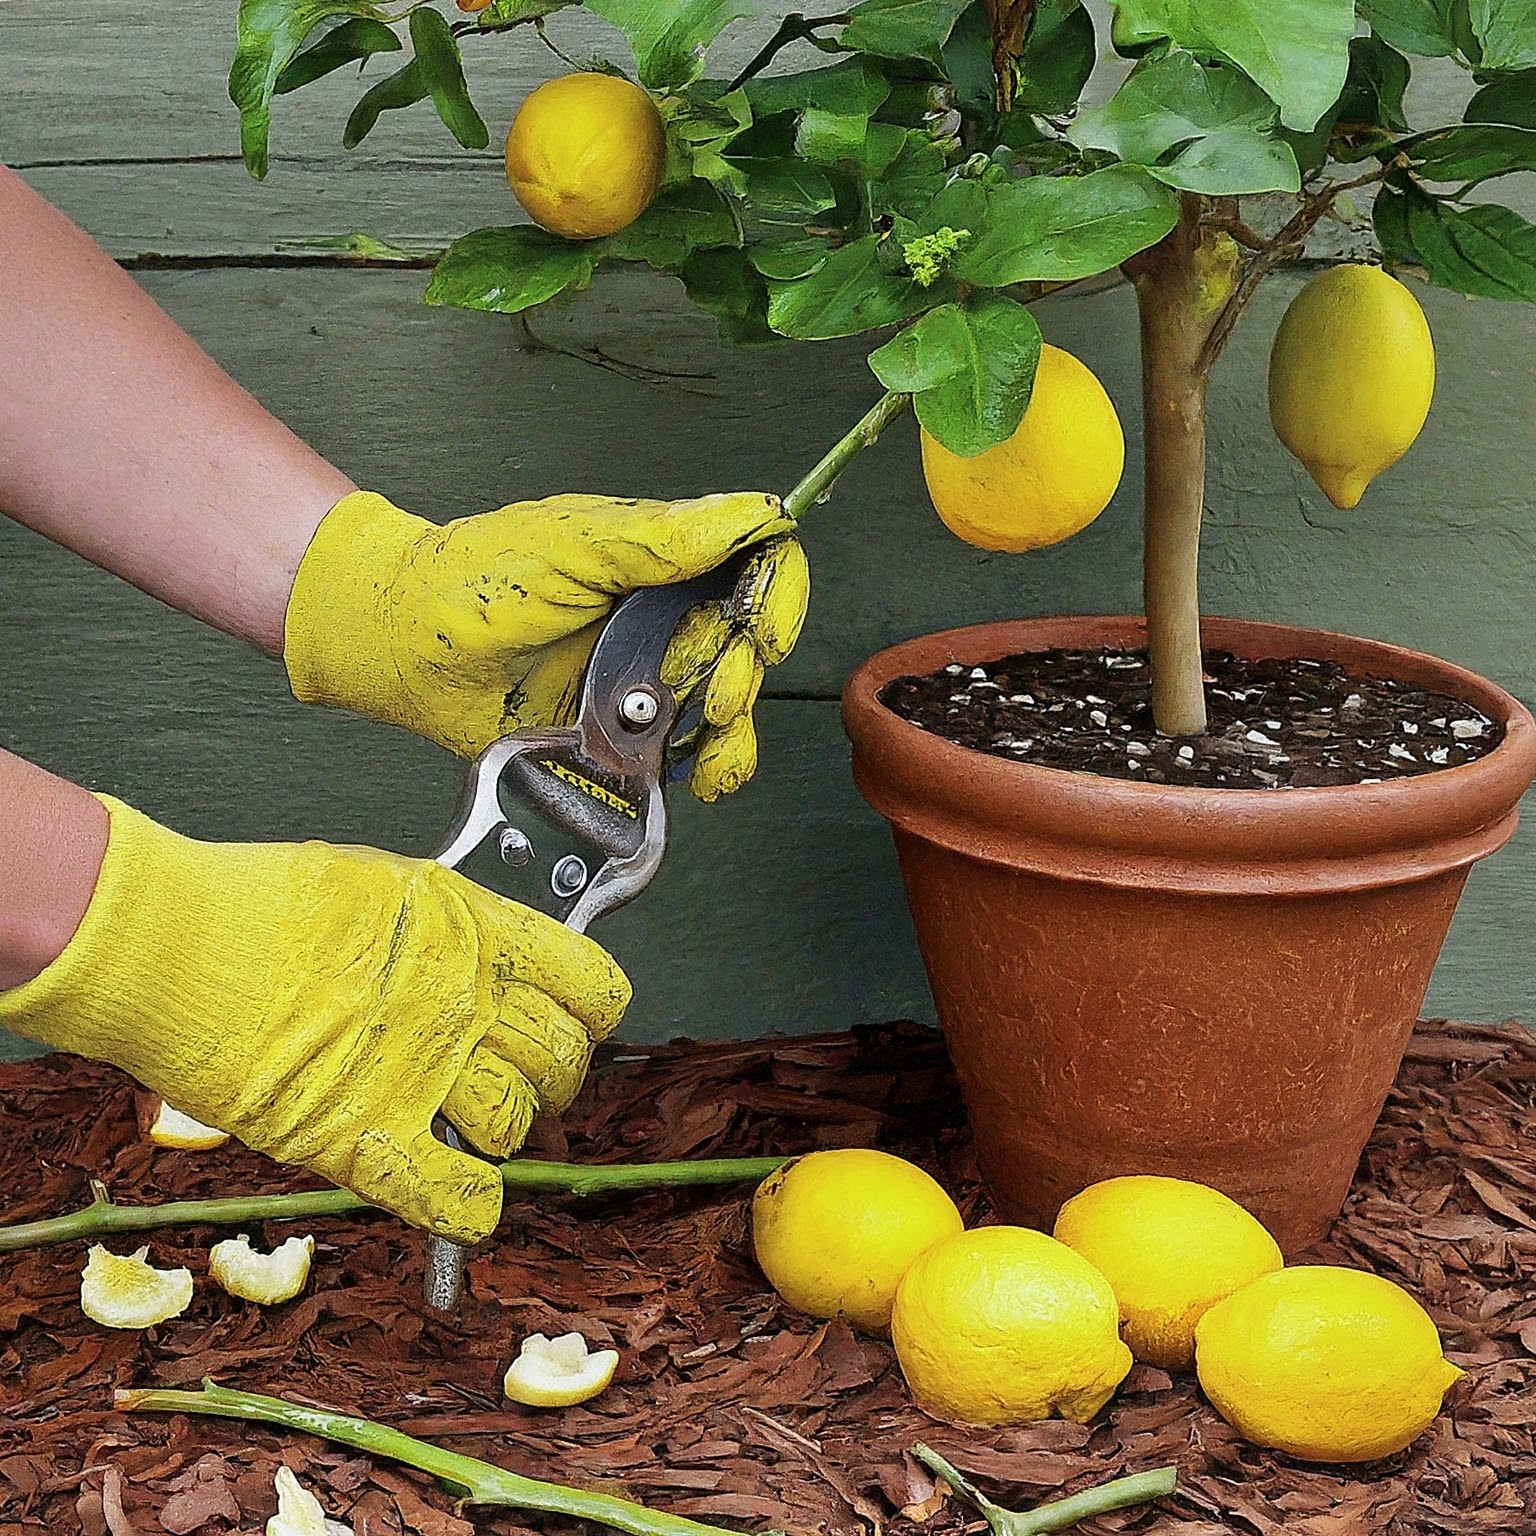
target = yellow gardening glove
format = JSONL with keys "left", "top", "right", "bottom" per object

{"left": 282, "top": 489, "right": 809, "bottom": 802}
{"left": 0, "top": 796, "right": 629, "bottom": 1244}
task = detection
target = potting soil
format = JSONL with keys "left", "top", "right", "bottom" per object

{"left": 879, "top": 650, "right": 1502, "bottom": 788}
{"left": 2, "top": 1020, "right": 1533, "bottom": 1535}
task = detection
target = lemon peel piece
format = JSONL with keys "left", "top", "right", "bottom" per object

{"left": 80, "top": 1244, "right": 193, "bottom": 1329}
{"left": 503, "top": 1331, "right": 619, "bottom": 1408}
{"left": 148, "top": 1099, "right": 230, "bottom": 1150}
{"left": 209, "top": 1233, "right": 316, "bottom": 1305}
{"left": 267, "top": 1466, "right": 354, "bottom": 1536}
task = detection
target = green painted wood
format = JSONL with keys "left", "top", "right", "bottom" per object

{"left": 4, "top": 4, "right": 1536, "bottom": 1062}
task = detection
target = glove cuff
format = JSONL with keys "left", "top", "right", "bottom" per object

{"left": 282, "top": 491, "right": 435, "bottom": 729}
{"left": 0, "top": 798, "right": 235, "bottom": 1092}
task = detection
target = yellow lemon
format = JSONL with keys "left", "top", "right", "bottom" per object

{"left": 503, "top": 1331, "right": 619, "bottom": 1408}
{"left": 890, "top": 1225, "right": 1133, "bottom": 1426}
{"left": 79, "top": 1244, "right": 193, "bottom": 1329}
{"left": 1268, "top": 263, "right": 1435, "bottom": 510}
{"left": 920, "top": 343, "right": 1124, "bottom": 552}
{"left": 505, "top": 73, "right": 666, "bottom": 240}
{"left": 1053, "top": 1175, "right": 1283, "bottom": 1371}
{"left": 751, "top": 1149, "right": 963, "bottom": 1335}
{"left": 1195, "top": 1265, "right": 1464, "bottom": 1462}
{"left": 209, "top": 1233, "right": 315, "bottom": 1305}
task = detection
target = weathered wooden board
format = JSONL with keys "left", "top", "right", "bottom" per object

{"left": 3, "top": 4, "right": 1536, "bottom": 1063}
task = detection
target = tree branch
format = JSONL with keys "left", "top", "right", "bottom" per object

{"left": 726, "top": 12, "right": 851, "bottom": 91}
{"left": 1197, "top": 166, "right": 1395, "bottom": 374}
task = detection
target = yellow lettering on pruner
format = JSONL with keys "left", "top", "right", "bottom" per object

{"left": 540, "top": 760, "right": 638, "bottom": 820}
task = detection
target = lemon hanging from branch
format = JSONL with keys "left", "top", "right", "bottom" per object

{"left": 920, "top": 344, "right": 1125, "bottom": 553}
{"left": 1268, "top": 264, "right": 1436, "bottom": 510}
{"left": 505, "top": 74, "right": 667, "bottom": 241}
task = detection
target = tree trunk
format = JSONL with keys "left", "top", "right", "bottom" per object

{"left": 1125, "top": 196, "right": 1237, "bottom": 737}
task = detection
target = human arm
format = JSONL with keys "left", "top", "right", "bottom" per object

{"left": 0, "top": 164, "right": 350, "bottom": 652}
{"left": 0, "top": 166, "right": 806, "bottom": 795}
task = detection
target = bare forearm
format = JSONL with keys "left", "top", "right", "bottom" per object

{"left": 0, "top": 751, "right": 107, "bottom": 991}
{"left": 0, "top": 167, "right": 354, "bottom": 652}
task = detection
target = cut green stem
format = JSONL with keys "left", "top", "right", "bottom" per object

{"left": 0, "top": 1156, "right": 786, "bottom": 1254}
{"left": 783, "top": 390, "right": 911, "bottom": 520}
{"left": 911, "top": 1444, "right": 1177, "bottom": 1535}
{"left": 117, "top": 1381, "right": 752, "bottom": 1536}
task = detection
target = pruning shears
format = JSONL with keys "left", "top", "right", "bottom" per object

{"left": 422, "top": 552, "right": 752, "bottom": 1313}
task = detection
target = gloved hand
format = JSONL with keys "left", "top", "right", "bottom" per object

{"left": 0, "top": 796, "right": 629, "bottom": 1243}
{"left": 283, "top": 489, "right": 808, "bottom": 802}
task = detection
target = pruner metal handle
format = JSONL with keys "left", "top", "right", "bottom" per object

{"left": 422, "top": 548, "right": 753, "bottom": 1313}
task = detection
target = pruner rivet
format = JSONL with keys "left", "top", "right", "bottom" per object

{"left": 619, "top": 687, "right": 660, "bottom": 729}
{"left": 551, "top": 854, "right": 590, "bottom": 898}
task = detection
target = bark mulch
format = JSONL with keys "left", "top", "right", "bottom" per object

{"left": 2, "top": 1017, "right": 1534, "bottom": 1536}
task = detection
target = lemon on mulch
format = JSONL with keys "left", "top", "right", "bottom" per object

{"left": 1053, "top": 1174, "right": 1283, "bottom": 1370}
{"left": 209, "top": 1233, "right": 315, "bottom": 1305}
{"left": 503, "top": 1331, "right": 620, "bottom": 1408}
{"left": 80, "top": 1244, "right": 193, "bottom": 1329}
{"left": 890, "top": 1225, "right": 1133, "bottom": 1427}
{"left": 505, "top": 73, "right": 666, "bottom": 240}
{"left": 751, "top": 1149, "right": 963, "bottom": 1335}
{"left": 920, "top": 342, "right": 1124, "bottom": 553}
{"left": 146, "top": 1097, "right": 230, "bottom": 1150}
{"left": 1195, "top": 1265, "right": 1464, "bottom": 1462}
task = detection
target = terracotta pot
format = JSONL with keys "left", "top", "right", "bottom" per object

{"left": 842, "top": 616, "right": 1536, "bottom": 1253}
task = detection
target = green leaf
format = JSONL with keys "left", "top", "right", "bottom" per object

{"left": 869, "top": 131, "right": 950, "bottom": 218}
{"left": 796, "top": 109, "right": 873, "bottom": 164}
{"left": 1375, "top": 178, "right": 1536, "bottom": 299}
{"left": 748, "top": 238, "right": 832, "bottom": 279}
{"left": 229, "top": 0, "right": 381, "bottom": 178}
{"left": 952, "top": 165, "right": 1178, "bottom": 285}
{"left": 1358, "top": 0, "right": 1462, "bottom": 57}
{"left": 408, "top": 8, "right": 488, "bottom": 150}
{"left": 733, "top": 157, "right": 839, "bottom": 218}
{"left": 479, "top": 0, "right": 579, "bottom": 20}
{"left": 1466, "top": 71, "right": 1536, "bottom": 125}
{"left": 1109, "top": 0, "right": 1354, "bottom": 131}
{"left": 425, "top": 226, "right": 601, "bottom": 313}
{"left": 1406, "top": 122, "right": 1536, "bottom": 184}
{"left": 1286, "top": 34, "right": 1412, "bottom": 173}
{"left": 682, "top": 248, "right": 775, "bottom": 342}
{"left": 741, "top": 58, "right": 892, "bottom": 118}
{"left": 274, "top": 16, "right": 401, "bottom": 96}
{"left": 586, "top": 0, "right": 751, "bottom": 90}
{"left": 343, "top": 58, "right": 428, "bottom": 149}
{"left": 766, "top": 234, "right": 927, "bottom": 338}
{"left": 916, "top": 177, "right": 991, "bottom": 235}
{"left": 1339, "top": 35, "right": 1412, "bottom": 133}
{"left": 1470, "top": 0, "right": 1536, "bottom": 68}
{"left": 1013, "top": 0, "right": 1098, "bottom": 115}
{"left": 840, "top": 0, "right": 972, "bottom": 61}
{"left": 608, "top": 180, "right": 739, "bottom": 269}
{"left": 910, "top": 295, "right": 1043, "bottom": 456}
{"left": 1066, "top": 50, "right": 1300, "bottom": 194}
{"left": 867, "top": 304, "right": 971, "bottom": 391}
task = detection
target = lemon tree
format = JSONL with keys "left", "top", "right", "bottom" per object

{"left": 234, "top": 0, "right": 1536, "bottom": 734}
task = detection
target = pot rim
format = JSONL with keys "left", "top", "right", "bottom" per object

{"left": 841, "top": 614, "right": 1536, "bottom": 893}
